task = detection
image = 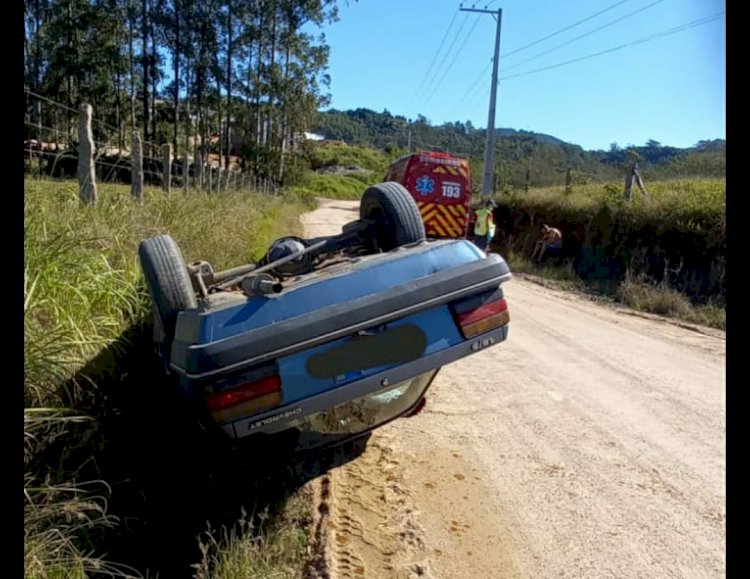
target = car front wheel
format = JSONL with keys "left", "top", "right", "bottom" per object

{"left": 138, "top": 235, "right": 197, "bottom": 367}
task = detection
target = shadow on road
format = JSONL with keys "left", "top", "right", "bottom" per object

{"left": 49, "top": 322, "right": 370, "bottom": 578}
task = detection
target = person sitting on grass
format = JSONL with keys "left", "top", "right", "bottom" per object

{"left": 531, "top": 223, "right": 563, "bottom": 262}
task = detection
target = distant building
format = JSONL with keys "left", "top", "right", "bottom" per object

{"left": 302, "top": 131, "right": 325, "bottom": 141}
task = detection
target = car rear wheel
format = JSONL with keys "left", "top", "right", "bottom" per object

{"left": 138, "top": 235, "right": 197, "bottom": 364}
{"left": 360, "top": 181, "right": 425, "bottom": 252}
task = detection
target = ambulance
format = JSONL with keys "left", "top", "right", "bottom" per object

{"left": 384, "top": 151, "right": 473, "bottom": 239}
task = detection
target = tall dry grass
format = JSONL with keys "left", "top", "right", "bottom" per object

{"left": 24, "top": 179, "right": 312, "bottom": 577}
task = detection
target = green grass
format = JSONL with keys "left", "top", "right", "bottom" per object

{"left": 24, "top": 181, "right": 310, "bottom": 405}
{"left": 508, "top": 177, "right": 725, "bottom": 213}
{"left": 24, "top": 178, "right": 313, "bottom": 578}
{"left": 305, "top": 142, "right": 391, "bottom": 174}
{"left": 290, "top": 171, "right": 377, "bottom": 200}
{"left": 495, "top": 177, "right": 725, "bottom": 323}
{"left": 504, "top": 249, "right": 580, "bottom": 282}
{"left": 616, "top": 275, "right": 726, "bottom": 330}
{"left": 506, "top": 178, "right": 726, "bottom": 246}
{"left": 193, "top": 491, "right": 312, "bottom": 579}
{"left": 288, "top": 141, "right": 392, "bottom": 200}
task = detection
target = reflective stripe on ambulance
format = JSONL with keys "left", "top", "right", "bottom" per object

{"left": 417, "top": 202, "right": 468, "bottom": 238}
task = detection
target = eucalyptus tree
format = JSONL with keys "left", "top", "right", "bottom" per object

{"left": 24, "top": 0, "right": 128, "bottom": 146}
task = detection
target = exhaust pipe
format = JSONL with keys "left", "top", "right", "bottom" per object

{"left": 240, "top": 273, "right": 283, "bottom": 297}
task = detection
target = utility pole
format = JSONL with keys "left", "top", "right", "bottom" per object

{"left": 461, "top": 5, "right": 503, "bottom": 199}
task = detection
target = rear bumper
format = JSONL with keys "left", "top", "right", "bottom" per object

{"left": 220, "top": 324, "right": 508, "bottom": 439}
{"left": 170, "top": 253, "right": 511, "bottom": 380}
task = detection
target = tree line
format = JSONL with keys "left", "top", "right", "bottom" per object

{"left": 24, "top": 0, "right": 347, "bottom": 181}
{"left": 314, "top": 108, "right": 726, "bottom": 189}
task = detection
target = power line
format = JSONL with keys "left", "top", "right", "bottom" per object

{"left": 500, "top": 11, "right": 724, "bottom": 81}
{"left": 502, "top": 0, "right": 669, "bottom": 73}
{"left": 447, "top": 63, "right": 490, "bottom": 117}
{"left": 500, "top": 0, "right": 634, "bottom": 59}
{"left": 445, "top": 0, "right": 638, "bottom": 120}
{"left": 406, "top": 2, "right": 497, "bottom": 119}
{"left": 406, "top": 7, "right": 460, "bottom": 113}
{"left": 450, "top": 10, "right": 722, "bottom": 124}
{"left": 409, "top": 11, "right": 472, "bottom": 116}
{"left": 420, "top": 15, "right": 484, "bottom": 109}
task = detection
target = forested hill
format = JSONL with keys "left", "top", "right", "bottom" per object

{"left": 313, "top": 108, "right": 725, "bottom": 187}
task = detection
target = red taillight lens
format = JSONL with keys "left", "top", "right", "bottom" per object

{"left": 206, "top": 375, "right": 282, "bottom": 422}
{"left": 456, "top": 297, "right": 510, "bottom": 338}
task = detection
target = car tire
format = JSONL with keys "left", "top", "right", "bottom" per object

{"left": 360, "top": 182, "right": 426, "bottom": 251}
{"left": 138, "top": 235, "right": 197, "bottom": 359}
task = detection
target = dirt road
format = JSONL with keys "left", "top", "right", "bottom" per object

{"left": 301, "top": 199, "right": 726, "bottom": 579}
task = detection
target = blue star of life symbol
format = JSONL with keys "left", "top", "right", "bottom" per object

{"left": 415, "top": 175, "right": 434, "bottom": 196}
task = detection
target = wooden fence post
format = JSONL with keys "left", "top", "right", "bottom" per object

{"left": 30, "top": 98, "right": 42, "bottom": 175}
{"left": 197, "top": 151, "right": 204, "bottom": 191}
{"left": 624, "top": 162, "right": 634, "bottom": 202}
{"left": 33, "top": 98, "right": 42, "bottom": 142}
{"left": 162, "top": 143, "right": 173, "bottom": 193}
{"left": 624, "top": 159, "right": 647, "bottom": 201}
{"left": 131, "top": 131, "right": 144, "bottom": 200}
{"left": 633, "top": 163, "right": 647, "bottom": 196}
{"left": 183, "top": 150, "right": 189, "bottom": 193}
{"left": 77, "top": 103, "right": 97, "bottom": 205}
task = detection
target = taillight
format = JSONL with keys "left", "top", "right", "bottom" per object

{"left": 206, "top": 374, "right": 282, "bottom": 423}
{"left": 452, "top": 290, "right": 510, "bottom": 339}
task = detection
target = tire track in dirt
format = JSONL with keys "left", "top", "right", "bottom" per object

{"left": 306, "top": 434, "right": 435, "bottom": 579}
{"left": 327, "top": 438, "right": 430, "bottom": 578}
{"left": 302, "top": 199, "right": 435, "bottom": 578}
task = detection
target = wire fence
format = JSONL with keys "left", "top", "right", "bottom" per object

{"left": 24, "top": 89, "right": 281, "bottom": 201}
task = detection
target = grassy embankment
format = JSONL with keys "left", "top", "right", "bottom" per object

{"left": 492, "top": 178, "right": 725, "bottom": 330}
{"left": 289, "top": 142, "right": 392, "bottom": 200}
{"left": 24, "top": 179, "right": 316, "bottom": 578}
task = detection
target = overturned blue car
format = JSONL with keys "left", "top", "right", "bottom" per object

{"left": 138, "top": 182, "right": 511, "bottom": 451}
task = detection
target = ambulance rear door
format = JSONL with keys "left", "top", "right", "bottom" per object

{"left": 402, "top": 153, "right": 471, "bottom": 238}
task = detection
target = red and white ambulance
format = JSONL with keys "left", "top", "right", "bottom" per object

{"left": 384, "top": 151, "right": 473, "bottom": 239}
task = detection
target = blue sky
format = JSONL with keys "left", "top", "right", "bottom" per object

{"left": 310, "top": 0, "right": 725, "bottom": 151}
